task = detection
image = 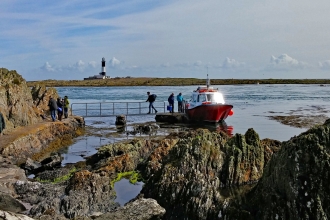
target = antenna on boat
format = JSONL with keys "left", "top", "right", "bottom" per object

{"left": 206, "top": 74, "right": 210, "bottom": 88}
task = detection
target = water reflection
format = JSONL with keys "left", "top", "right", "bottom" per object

{"left": 114, "top": 178, "right": 144, "bottom": 206}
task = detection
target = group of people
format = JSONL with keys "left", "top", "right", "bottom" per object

{"left": 48, "top": 96, "right": 70, "bottom": 122}
{"left": 146, "top": 92, "right": 184, "bottom": 114}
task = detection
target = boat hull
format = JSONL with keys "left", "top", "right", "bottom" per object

{"left": 186, "top": 104, "right": 233, "bottom": 122}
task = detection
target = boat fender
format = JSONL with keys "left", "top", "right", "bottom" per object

{"left": 229, "top": 109, "right": 234, "bottom": 116}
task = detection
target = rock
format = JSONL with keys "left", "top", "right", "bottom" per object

{"left": 22, "top": 158, "right": 42, "bottom": 173}
{"left": 0, "top": 167, "right": 26, "bottom": 196}
{"left": 0, "top": 68, "right": 46, "bottom": 132}
{"left": 31, "top": 84, "right": 59, "bottom": 118}
{"left": 0, "top": 210, "right": 34, "bottom": 220}
{"left": 155, "top": 113, "right": 189, "bottom": 123}
{"left": 0, "top": 117, "right": 85, "bottom": 164}
{"left": 219, "top": 120, "right": 330, "bottom": 219}
{"left": 126, "top": 124, "right": 159, "bottom": 135}
{"left": 0, "top": 192, "right": 26, "bottom": 213}
{"left": 94, "top": 198, "right": 165, "bottom": 220}
{"left": 35, "top": 167, "right": 72, "bottom": 182}
{"left": 115, "top": 115, "right": 126, "bottom": 126}
{"left": 141, "top": 128, "right": 272, "bottom": 219}
{"left": 40, "top": 153, "right": 62, "bottom": 170}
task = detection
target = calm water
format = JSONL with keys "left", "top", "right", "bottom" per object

{"left": 56, "top": 84, "right": 330, "bottom": 205}
{"left": 57, "top": 84, "right": 330, "bottom": 141}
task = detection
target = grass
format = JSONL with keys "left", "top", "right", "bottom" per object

{"left": 26, "top": 77, "right": 330, "bottom": 87}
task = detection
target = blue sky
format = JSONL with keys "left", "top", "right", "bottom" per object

{"left": 1, "top": 0, "right": 330, "bottom": 80}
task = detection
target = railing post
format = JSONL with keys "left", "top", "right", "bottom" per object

{"left": 100, "top": 103, "right": 101, "bottom": 116}
{"left": 113, "top": 103, "right": 114, "bottom": 115}
{"left": 85, "top": 103, "right": 87, "bottom": 116}
{"left": 127, "top": 102, "right": 128, "bottom": 115}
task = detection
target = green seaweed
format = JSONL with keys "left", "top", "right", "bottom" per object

{"left": 36, "top": 168, "right": 77, "bottom": 184}
{"left": 110, "top": 171, "right": 142, "bottom": 188}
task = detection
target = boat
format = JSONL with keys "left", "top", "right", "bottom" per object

{"left": 185, "top": 75, "right": 233, "bottom": 122}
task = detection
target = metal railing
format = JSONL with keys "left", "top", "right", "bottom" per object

{"left": 70, "top": 101, "right": 171, "bottom": 117}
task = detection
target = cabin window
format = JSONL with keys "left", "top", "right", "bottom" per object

{"left": 206, "top": 94, "right": 213, "bottom": 102}
{"left": 207, "top": 93, "right": 225, "bottom": 103}
{"left": 198, "top": 94, "right": 207, "bottom": 102}
{"left": 192, "top": 94, "right": 197, "bottom": 102}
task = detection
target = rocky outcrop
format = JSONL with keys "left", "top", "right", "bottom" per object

{"left": 31, "top": 84, "right": 59, "bottom": 118}
{"left": 155, "top": 113, "right": 189, "bottom": 123}
{"left": 141, "top": 128, "right": 277, "bottom": 219}
{"left": 0, "top": 116, "right": 84, "bottom": 164}
{"left": 219, "top": 119, "right": 330, "bottom": 219}
{"left": 0, "top": 68, "right": 40, "bottom": 132}
{"left": 94, "top": 198, "right": 166, "bottom": 220}
{"left": 0, "top": 68, "right": 61, "bottom": 134}
{"left": 12, "top": 139, "right": 168, "bottom": 219}
{"left": 0, "top": 210, "right": 34, "bottom": 220}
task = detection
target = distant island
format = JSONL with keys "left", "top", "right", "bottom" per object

{"left": 27, "top": 77, "right": 330, "bottom": 87}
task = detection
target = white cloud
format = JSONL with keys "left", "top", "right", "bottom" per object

{"left": 88, "top": 61, "right": 97, "bottom": 68}
{"left": 39, "top": 60, "right": 97, "bottom": 73}
{"left": 221, "top": 57, "right": 246, "bottom": 70}
{"left": 4, "top": 1, "right": 330, "bottom": 80}
{"left": 194, "top": 61, "right": 202, "bottom": 67}
{"left": 109, "top": 57, "right": 120, "bottom": 67}
{"left": 40, "top": 62, "right": 55, "bottom": 72}
{"left": 265, "top": 54, "right": 308, "bottom": 71}
{"left": 319, "top": 60, "right": 330, "bottom": 70}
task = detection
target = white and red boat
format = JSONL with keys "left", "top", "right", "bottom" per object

{"left": 185, "top": 75, "right": 233, "bottom": 123}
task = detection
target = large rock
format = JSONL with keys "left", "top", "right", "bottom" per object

{"left": 0, "top": 68, "right": 40, "bottom": 132}
{"left": 0, "top": 117, "right": 84, "bottom": 164}
{"left": 141, "top": 128, "right": 276, "bottom": 219}
{"left": 94, "top": 198, "right": 165, "bottom": 220}
{"left": 0, "top": 68, "right": 61, "bottom": 134}
{"left": 220, "top": 119, "right": 330, "bottom": 219}
{"left": 0, "top": 210, "right": 34, "bottom": 220}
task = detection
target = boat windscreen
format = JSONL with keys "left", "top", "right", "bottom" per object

{"left": 206, "top": 93, "right": 224, "bottom": 103}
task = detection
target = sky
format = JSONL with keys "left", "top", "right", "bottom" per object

{"left": 1, "top": 0, "right": 330, "bottom": 80}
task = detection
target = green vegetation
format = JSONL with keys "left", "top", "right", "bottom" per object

{"left": 27, "top": 77, "right": 330, "bottom": 87}
{"left": 35, "top": 167, "right": 77, "bottom": 184}
{"left": 110, "top": 171, "right": 142, "bottom": 188}
{"left": 12, "top": 78, "right": 21, "bottom": 85}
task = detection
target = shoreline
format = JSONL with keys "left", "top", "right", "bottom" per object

{"left": 27, "top": 78, "right": 330, "bottom": 87}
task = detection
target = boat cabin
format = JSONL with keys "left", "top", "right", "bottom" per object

{"left": 191, "top": 87, "right": 225, "bottom": 104}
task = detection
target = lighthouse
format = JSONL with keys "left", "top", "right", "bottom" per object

{"left": 83, "top": 57, "right": 109, "bottom": 80}
{"left": 100, "top": 57, "right": 106, "bottom": 76}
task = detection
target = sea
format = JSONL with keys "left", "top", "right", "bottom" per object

{"left": 56, "top": 84, "right": 330, "bottom": 205}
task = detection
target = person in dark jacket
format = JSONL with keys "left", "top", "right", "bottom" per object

{"left": 48, "top": 96, "right": 58, "bottom": 122}
{"left": 0, "top": 112, "right": 5, "bottom": 135}
{"left": 168, "top": 93, "right": 175, "bottom": 113}
{"left": 146, "top": 92, "right": 158, "bottom": 114}
{"left": 57, "top": 97, "right": 63, "bottom": 121}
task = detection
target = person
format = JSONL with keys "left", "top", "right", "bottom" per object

{"left": 176, "top": 92, "right": 184, "bottom": 113}
{"left": 63, "top": 96, "right": 70, "bottom": 118}
{"left": 57, "top": 97, "right": 63, "bottom": 121}
{"left": 146, "top": 92, "right": 158, "bottom": 114}
{"left": 48, "top": 96, "right": 58, "bottom": 122}
{"left": 168, "top": 93, "right": 175, "bottom": 113}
